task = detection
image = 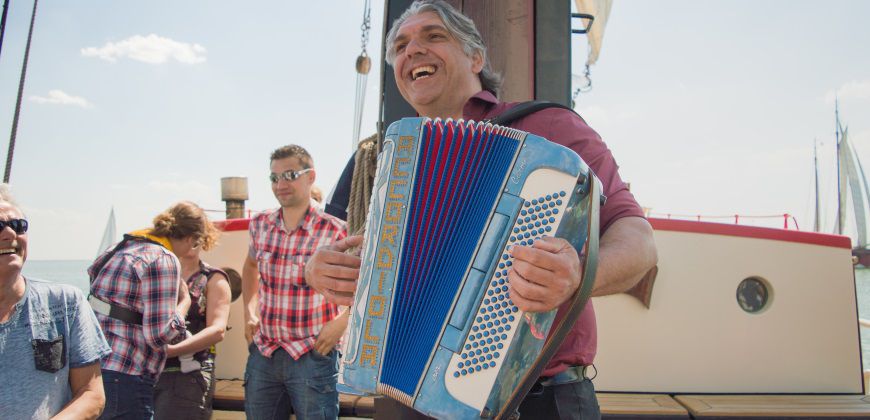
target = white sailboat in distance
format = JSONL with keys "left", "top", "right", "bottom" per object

{"left": 96, "top": 207, "right": 117, "bottom": 257}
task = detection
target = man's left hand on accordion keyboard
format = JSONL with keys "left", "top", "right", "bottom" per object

{"left": 305, "top": 235, "right": 364, "bottom": 306}
{"left": 507, "top": 236, "right": 583, "bottom": 313}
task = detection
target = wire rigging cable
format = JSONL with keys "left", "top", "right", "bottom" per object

{"left": 352, "top": 0, "right": 372, "bottom": 151}
{"left": 5, "top": 0, "right": 38, "bottom": 183}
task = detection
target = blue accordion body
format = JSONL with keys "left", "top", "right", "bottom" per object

{"left": 340, "top": 117, "right": 599, "bottom": 419}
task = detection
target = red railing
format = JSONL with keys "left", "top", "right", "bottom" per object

{"left": 647, "top": 212, "right": 800, "bottom": 230}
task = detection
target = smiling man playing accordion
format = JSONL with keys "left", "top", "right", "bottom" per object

{"left": 339, "top": 117, "right": 603, "bottom": 418}
{"left": 309, "top": 1, "right": 657, "bottom": 419}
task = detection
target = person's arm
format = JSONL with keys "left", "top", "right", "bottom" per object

{"left": 508, "top": 216, "right": 657, "bottom": 312}
{"left": 303, "top": 235, "right": 364, "bottom": 306}
{"left": 176, "top": 278, "right": 191, "bottom": 321}
{"left": 589, "top": 216, "right": 657, "bottom": 297}
{"left": 166, "top": 273, "right": 232, "bottom": 357}
{"left": 139, "top": 255, "right": 186, "bottom": 348}
{"left": 242, "top": 254, "right": 260, "bottom": 344}
{"left": 314, "top": 307, "right": 349, "bottom": 355}
{"left": 52, "top": 362, "right": 104, "bottom": 420}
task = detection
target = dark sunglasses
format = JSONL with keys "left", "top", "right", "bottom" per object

{"left": 0, "top": 218, "right": 28, "bottom": 234}
{"left": 269, "top": 168, "right": 312, "bottom": 183}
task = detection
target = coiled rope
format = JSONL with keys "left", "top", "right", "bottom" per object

{"left": 347, "top": 133, "right": 379, "bottom": 235}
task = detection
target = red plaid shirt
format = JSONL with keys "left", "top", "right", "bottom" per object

{"left": 89, "top": 238, "right": 186, "bottom": 377}
{"left": 249, "top": 202, "right": 347, "bottom": 359}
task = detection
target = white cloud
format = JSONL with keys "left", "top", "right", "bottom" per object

{"left": 81, "top": 34, "right": 207, "bottom": 64}
{"left": 29, "top": 90, "right": 92, "bottom": 108}
{"left": 825, "top": 80, "right": 870, "bottom": 103}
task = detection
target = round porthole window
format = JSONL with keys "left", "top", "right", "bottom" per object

{"left": 736, "top": 277, "right": 771, "bottom": 314}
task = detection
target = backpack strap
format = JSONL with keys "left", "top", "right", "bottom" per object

{"left": 88, "top": 234, "right": 167, "bottom": 325}
{"left": 486, "top": 100, "right": 582, "bottom": 126}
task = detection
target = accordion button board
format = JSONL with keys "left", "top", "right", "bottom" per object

{"left": 340, "top": 117, "right": 599, "bottom": 419}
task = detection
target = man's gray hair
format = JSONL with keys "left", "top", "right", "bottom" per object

{"left": 385, "top": 0, "right": 503, "bottom": 96}
{"left": 0, "top": 184, "right": 19, "bottom": 208}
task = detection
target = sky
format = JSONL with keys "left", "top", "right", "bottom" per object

{"left": 1, "top": 0, "right": 869, "bottom": 260}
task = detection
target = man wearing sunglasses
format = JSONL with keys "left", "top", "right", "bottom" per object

{"left": 0, "top": 185, "right": 111, "bottom": 419}
{"left": 241, "top": 144, "right": 349, "bottom": 419}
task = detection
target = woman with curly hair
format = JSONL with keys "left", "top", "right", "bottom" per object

{"left": 89, "top": 201, "right": 219, "bottom": 419}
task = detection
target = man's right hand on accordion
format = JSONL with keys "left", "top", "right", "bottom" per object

{"left": 506, "top": 236, "right": 584, "bottom": 313}
{"left": 304, "top": 234, "right": 364, "bottom": 307}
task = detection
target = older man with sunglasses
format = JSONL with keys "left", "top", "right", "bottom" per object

{"left": 241, "top": 144, "right": 349, "bottom": 419}
{"left": 0, "top": 184, "right": 111, "bottom": 419}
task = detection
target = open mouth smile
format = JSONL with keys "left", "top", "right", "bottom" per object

{"left": 411, "top": 65, "right": 437, "bottom": 81}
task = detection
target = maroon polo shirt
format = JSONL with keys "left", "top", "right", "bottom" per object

{"left": 462, "top": 90, "right": 645, "bottom": 376}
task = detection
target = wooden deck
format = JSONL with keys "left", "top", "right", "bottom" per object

{"left": 675, "top": 395, "right": 870, "bottom": 419}
{"left": 213, "top": 379, "right": 870, "bottom": 419}
{"left": 598, "top": 393, "right": 689, "bottom": 419}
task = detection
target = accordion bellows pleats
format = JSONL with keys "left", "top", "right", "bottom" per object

{"left": 340, "top": 117, "right": 600, "bottom": 419}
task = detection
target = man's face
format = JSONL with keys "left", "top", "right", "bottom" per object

{"left": 0, "top": 203, "right": 27, "bottom": 278}
{"left": 270, "top": 157, "right": 315, "bottom": 209}
{"left": 392, "top": 11, "right": 483, "bottom": 117}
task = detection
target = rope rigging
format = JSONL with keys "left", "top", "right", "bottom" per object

{"left": 4, "top": 0, "right": 38, "bottom": 183}
{"left": 351, "top": 0, "right": 372, "bottom": 152}
{"left": 0, "top": 0, "right": 11, "bottom": 60}
{"left": 346, "top": 0, "right": 377, "bottom": 241}
{"left": 348, "top": 133, "right": 378, "bottom": 235}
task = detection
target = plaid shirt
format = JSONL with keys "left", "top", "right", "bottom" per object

{"left": 89, "top": 239, "right": 186, "bottom": 377}
{"left": 249, "top": 202, "right": 347, "bottom": 359}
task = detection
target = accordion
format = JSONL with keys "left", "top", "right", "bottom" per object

{"left": 340, "top": 117, "right": 602, "bottom": 419}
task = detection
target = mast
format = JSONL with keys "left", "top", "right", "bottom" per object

{"left": 835, "top": 98, "right": 844, "bottom": 235}
{"left": 813, "top": 138, "right": 821, "bottom": 232}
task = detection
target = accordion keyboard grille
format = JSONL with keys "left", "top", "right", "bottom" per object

{"left": 450, "top": 190, "right": 568, "bottom": 379}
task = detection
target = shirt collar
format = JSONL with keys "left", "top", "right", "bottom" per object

{"left": 462, "top": 90, "right": 500, "bottom": 121}
{"left": 269, "top": 200, "right": 320, "bottom": 233}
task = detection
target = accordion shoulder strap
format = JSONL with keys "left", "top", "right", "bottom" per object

{"left": 487, "top": 100, "right": 584, "bottom": 126}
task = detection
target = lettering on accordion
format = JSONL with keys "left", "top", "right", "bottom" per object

{"left": 510, "top": 157, "right": 527, "bottom": 185}
{"left": 358, "top": 134, "right": 417, "bottom": 369}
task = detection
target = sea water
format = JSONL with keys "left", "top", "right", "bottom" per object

{"left": 23, "top": 260, "right": 91, "bottom": 292}
{"left": 21, "top": 260, "right": 870, "bottom": 371}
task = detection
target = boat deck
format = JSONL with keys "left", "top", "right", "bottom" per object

{"left": 212, "top": 379, "right": 870, "bottom": 418}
